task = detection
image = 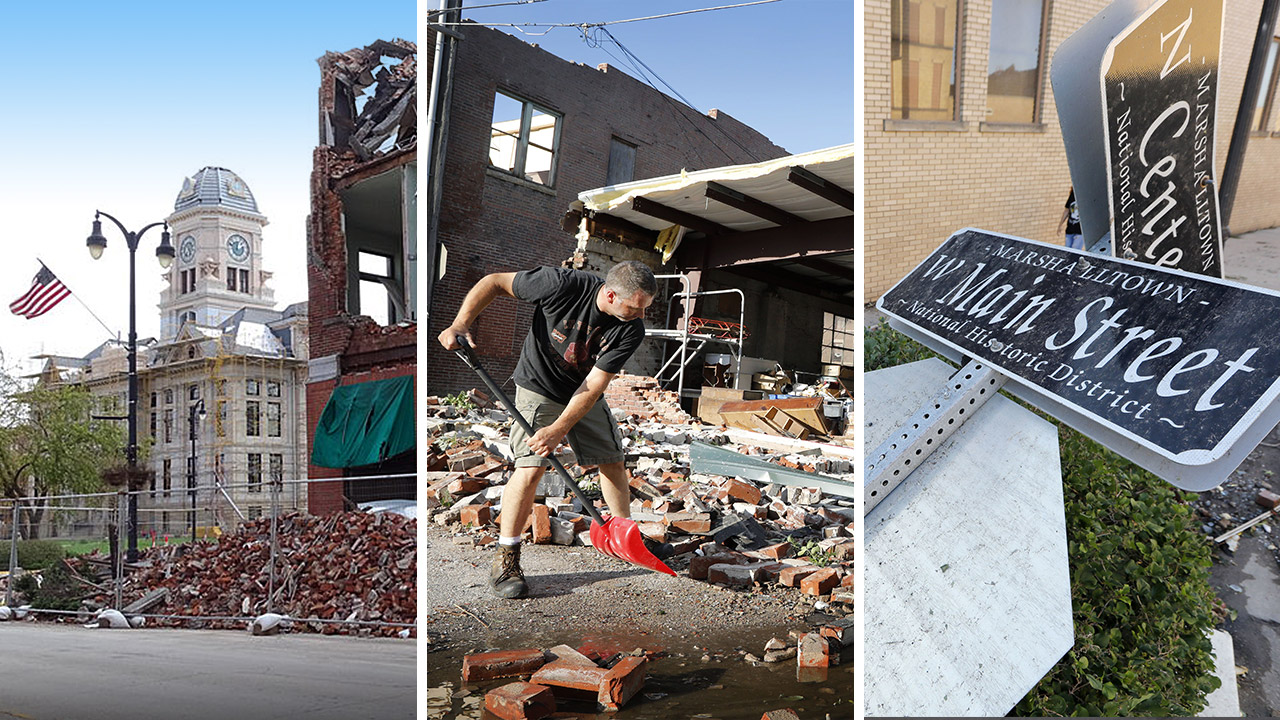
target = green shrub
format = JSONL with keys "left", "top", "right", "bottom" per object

{"left": 1015, "top": 424, "right": 1219, "bottom": 717}
{"left": 866, "top": 322, "right": 1221, "bottom": 716}
{"left": 19, "top": 557, "right": 89, "bottom": 611}
{"left": 0, "top": 539, "right": 67, "bottom": 570}
{"left": 864, "top": 317, "right": 938, "bottom": 371}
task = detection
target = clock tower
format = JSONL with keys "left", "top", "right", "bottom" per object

{"left": 161, "top": 167, "right": 277, "bottom": 339}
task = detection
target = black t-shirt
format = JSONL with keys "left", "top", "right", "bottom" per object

{"left": 512, "top": 267, "right": 646, "bottom": 403}
{"left": 1065, "top": 190, "right": 1081, "bottom": 234}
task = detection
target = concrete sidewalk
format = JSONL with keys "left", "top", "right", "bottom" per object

{"left": 1224, "top": 226, "right": 1280, "bottom": 291}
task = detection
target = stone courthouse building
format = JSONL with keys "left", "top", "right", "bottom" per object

{"left": 864, "top": 0, "right": 1280, "bottom": 302}
{"left": 44, "top": 167, "right": 308, "bottom": 533}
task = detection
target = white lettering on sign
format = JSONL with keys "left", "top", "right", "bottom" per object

{"left": 1138, "top": 101, "right": 1192, "bottom": 267}
{"left": 1159, "top": 10, "right": 1194, "bottom": 79}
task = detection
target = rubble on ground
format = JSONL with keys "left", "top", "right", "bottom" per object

{"left": 83, "top": 511, "right": 416, "bottom": 636}
{"left": 1193, "top": 463, "right": 1280, "bottom": 562}
{"left": 426, "top": 375, "right": 856, "bottom": 610}
{"left": 461, "top": 640, "right": 658, "bottom": 715}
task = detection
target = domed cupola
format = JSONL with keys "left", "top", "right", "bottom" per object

{"left": 173, "top": 166, "right": 260, "bottom": 215}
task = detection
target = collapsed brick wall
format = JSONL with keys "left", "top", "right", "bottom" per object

{"left": 602, "top": 373, "right": 692, "bottom": 424}
{"left": 307, "top": 40, "right": 418, "bottom": 514}
{"left": 427, "top": 22, "right": 788, "bottom": 397}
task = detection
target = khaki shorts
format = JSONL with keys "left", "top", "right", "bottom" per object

{"left": 510, "top": 385, "right": 624, "bottom": 468}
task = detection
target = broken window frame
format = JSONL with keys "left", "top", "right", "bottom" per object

{"left": 356, "top": 249, "right": 402, "bottom": 325}
{"left": 488, "top": 90, "right": 563, "bottom": 187}
{"left": 216, "top": 399, "right": 227, "bottom": 438}
{"left": 162, "top": 459, "right": 172, "bottom": 498}
{"left": 227, "top": 267, "right": 237, "bottom": 292}
{"left": 341, "top": 163, "right": 415, "bottom": 325}
{"left": 821, "top": 311, "right": 856, "bottom": 368}
{"left": 163, "top": 409, "right": 173, "bottom": 444}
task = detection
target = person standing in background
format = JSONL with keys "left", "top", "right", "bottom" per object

{"left": 1059, "top": 188, "right": 1083, "bottom": 250}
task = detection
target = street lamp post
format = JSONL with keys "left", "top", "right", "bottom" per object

{"left": 188, "top": 398, "right": 206, "bottom": 542}
{"left": 87, "top": 211, "right": 175, "bottom": 562}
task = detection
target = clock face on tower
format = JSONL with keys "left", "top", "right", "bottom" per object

{"left": 179, "top": 236, "right": 196, "bottom": 264}
{"left": 227, "top": 234, "right": 250, "bottom": 263}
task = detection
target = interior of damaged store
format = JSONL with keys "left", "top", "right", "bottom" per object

{"left": 562, "top": 144, "right": 856, "bottom": 446}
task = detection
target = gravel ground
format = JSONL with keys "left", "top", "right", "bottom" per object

{"left": 425, "top": 522, "right": 813, "bottom": 650}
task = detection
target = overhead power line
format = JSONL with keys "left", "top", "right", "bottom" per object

{"left": 433, "top": 0, "right": 781, "bottom": 30}
{"left": 426, "top": 0, "right": 549, "bottom": 18}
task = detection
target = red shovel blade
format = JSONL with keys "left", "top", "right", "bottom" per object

{"left": 589, "top": 516, "right": 677, "bottom": 576}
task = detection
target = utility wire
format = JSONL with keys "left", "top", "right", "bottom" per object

{"left": 433, "top": 0, "right": 780, "bottom": 28}
{"left": 426, "top": 0, "right": 549, "bottom": 18}
{"left": 593, "top": 27, "right": 765, "bottom": 163}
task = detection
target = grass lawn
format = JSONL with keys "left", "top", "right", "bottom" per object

{"left": 56, "top": 537, "right": 196, "bottom": 556}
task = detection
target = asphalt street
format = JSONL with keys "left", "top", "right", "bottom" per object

{"left": 0, "top": 623, "right": 415, "bottom": 720}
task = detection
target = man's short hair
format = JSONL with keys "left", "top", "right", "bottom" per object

{"left": 604, "top": 261, "right": 657, "bottom": 298}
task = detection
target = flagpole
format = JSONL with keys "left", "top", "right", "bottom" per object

{"left": 35, "top": 258, "right": 118, "bottom": 341}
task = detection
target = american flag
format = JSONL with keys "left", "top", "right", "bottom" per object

{"left": 10, "top": 264, "right": 71, "bottom": 319}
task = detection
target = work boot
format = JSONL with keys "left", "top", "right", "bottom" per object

{"left": 489, "top": 543, "right": 529, "bottom": 599}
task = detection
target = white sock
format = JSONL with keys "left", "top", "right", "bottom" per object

{"left": 499, "top": 536, "right": 522, "bottom": 546}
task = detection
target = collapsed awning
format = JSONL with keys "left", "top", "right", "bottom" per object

{"left": 311, "top": 375, "right": 415, "bottom": 468}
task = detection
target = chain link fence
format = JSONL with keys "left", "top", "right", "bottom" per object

{"left": 2, "top": 473, "right": 415, "bottom": 636}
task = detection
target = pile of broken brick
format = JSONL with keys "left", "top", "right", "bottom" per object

{"left": 97, "top": 511, "right": 415, "bottom": 636}
{"left": 427, "top": 378, "right": 855, "bottom": 605}
{"left": 460, "top": 635, "right": 850, "bottom": 718}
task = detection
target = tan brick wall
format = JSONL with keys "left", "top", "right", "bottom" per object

{"left": 865, "top": 0, "right": 1279, "bottom": 302}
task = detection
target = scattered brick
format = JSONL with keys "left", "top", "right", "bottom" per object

{"left": 724, "top": 478, "right": 763, "bottom": 505}
{"left": 531, "top": 505, "right": 553, "bottom": 544}
{"left": 800, "top": 567, "right": 840, "bottom": 596}
{"left": 462, "top": 648, "right": 548, "bottom": 683}
{"left": 1258, "top": 489, "right": 1280, "bottom": 510}
{"left": 484, "top": 681, "right": 555, "bottom": 720}
{"left": 778, "top": 565, "right": 819, "bottom": 587}
{"left": 460, "top": 504, "right": 492, "bottom": 528}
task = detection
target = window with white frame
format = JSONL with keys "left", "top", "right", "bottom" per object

{"left": 821, "top": 312, "right": 856, "bottom": 367}
{"left": 489, "top": 91, "right": 562, "bottom": 186}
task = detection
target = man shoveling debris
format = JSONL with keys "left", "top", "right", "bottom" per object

{"left": 438, "top": 261, "right": 660, "bottom": 599}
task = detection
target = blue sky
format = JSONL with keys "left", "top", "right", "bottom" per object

{"left": 444, "top": 0, "right": 856, "bottom": 154}
{"left": 0, "top": 0, "right": 853, "bottom": 370}
{"left": 0, "top": 1, "right": 414, "bottom": 368}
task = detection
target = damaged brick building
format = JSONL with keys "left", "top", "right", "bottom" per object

{"left": 307, "top": 39, "right": 417, "bottom": 514}
{"left": 425, "top": 18, "right": 788, "bottom": 396}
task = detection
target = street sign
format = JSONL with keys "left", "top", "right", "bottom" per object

{"left": 878, "top": 228, "right": 1280, "bottom": 490}
{"left": 1102, "top": 0, "right": 1224, "bottom": 275}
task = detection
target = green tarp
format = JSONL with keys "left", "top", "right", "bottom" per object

{"left": 311, "top": 375, "right": 415, "bottom": 468}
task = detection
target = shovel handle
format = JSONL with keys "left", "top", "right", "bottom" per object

{"left": 453, "top": 336, "right": 607, "bottom": 525}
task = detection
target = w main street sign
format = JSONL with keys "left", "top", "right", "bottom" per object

{"left": 879, "top": 229, "right": 1280, "bottom": 491}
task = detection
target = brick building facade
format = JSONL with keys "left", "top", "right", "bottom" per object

{"left": 306, "top": 40, "right": 417, "bottom": 515}
{"left": 426, "top": 22, "right": 787, "bottom": 397}
{"left": 865, "top": 0, "right": 1280, "bottom": 302}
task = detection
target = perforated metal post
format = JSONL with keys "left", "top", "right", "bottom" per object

{"left": 269, "top": 474, "right": 279, "bottom": 614}
{"left": 864, "top": 360, "right": 1007, "bottom": 515}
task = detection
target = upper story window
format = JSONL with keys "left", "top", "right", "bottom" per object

{"left": 489, "top": 91, "right": 562, "bottom": 186}
{"left": 890, "top": 0, "right": 960, "bottom": 120}
{"left": 986, "top": 0, "right": 1046, "bottom": 123}
{"left": 1253, "top": 37, "right": 1280, "bottom": 132}
{"left": 606, "top": 137, "right": 637, "bottom": 186}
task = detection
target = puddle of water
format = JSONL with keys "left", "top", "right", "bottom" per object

{"left": 427, "top": 626, "right": 855, "bottom": 719}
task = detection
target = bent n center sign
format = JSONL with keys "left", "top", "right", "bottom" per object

{"left": 878, "top": 229, "right": 1280, "bottom": 491}
{"left": 1102, "top": 0, "right": 1224, "bottom": 275}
